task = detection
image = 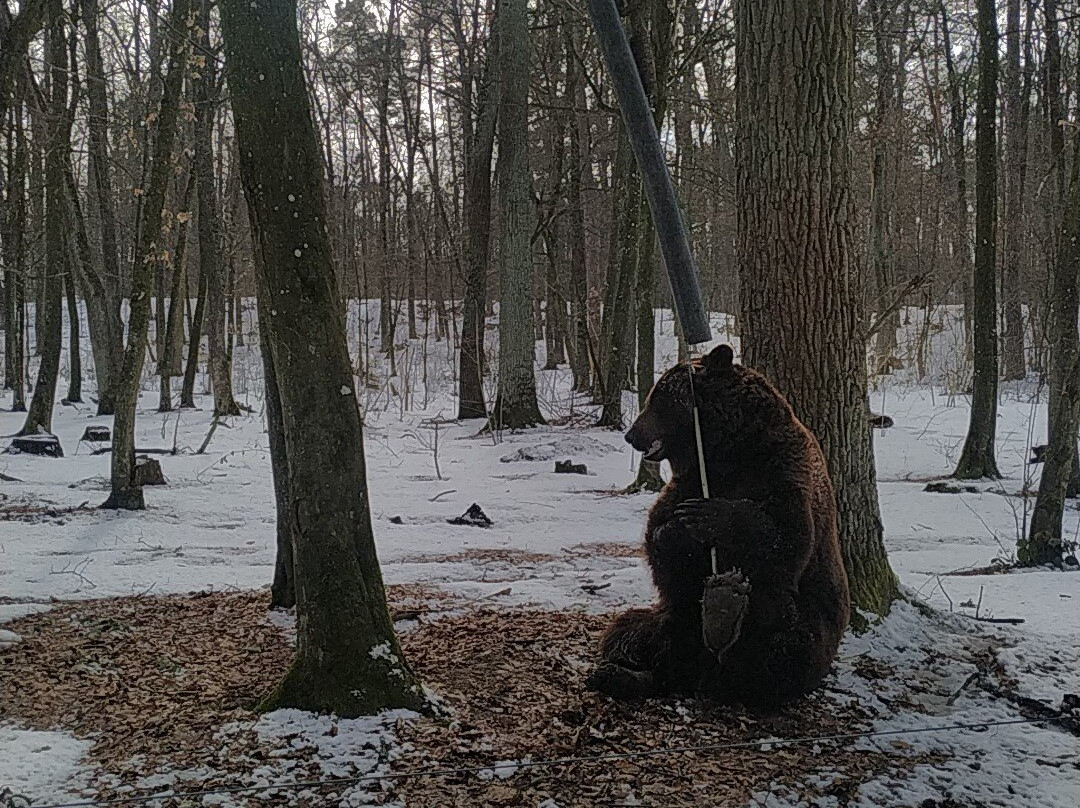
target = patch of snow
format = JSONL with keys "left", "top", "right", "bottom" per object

{"left": 0, "top": 724, "right": 91, "bottom": 804}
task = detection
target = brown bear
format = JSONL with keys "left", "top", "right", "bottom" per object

{"left": 586, "top": 344, "right": 850, "bottom": 709}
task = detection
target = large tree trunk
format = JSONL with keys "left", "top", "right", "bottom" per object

{"left": 195, "top": 0, "right": 240, "bottom": 418}
{"left": 1001, "top": 0, "right": 1027, "bottom": 381}
{"left": 736, "top": 0, "right": 897, "bottom": 616}
{"left": 19, "top": 2, "right": 68, "bottom": 437}
{"left": 457, "top": 25, "right": 498, "bottom": 421}
{"left": 490, "top": 0, "right": 544, "bottom": 430}
{"left": 1022, "top": 119, "right": 1080, "bottom": 567}
{"left": 953, "top": 0, "right": 1001, "bottom": 480}
{"left": 220, "top": 0, "right": 425, "bottom": 716}
{"left": 103, "top": 0, "right": 191, "bottom": 510}
{"left": 80, "top": 0, "right": 124, "bottom": 415}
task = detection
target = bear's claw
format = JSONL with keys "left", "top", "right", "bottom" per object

{"left": 701, "top": 569, "right": 751, "bottom": 657}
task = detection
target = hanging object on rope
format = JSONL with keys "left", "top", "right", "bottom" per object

{"left": 584, "top": 0, "right": 712, "bottom": 345}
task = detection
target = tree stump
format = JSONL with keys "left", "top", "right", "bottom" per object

{"left": 6, "top": 434, "right": 64, "bottom": 458}
{"left": 555, "top": 459, "right": 588, "bottom": 475}
{"left": 81, "top": 426, "right": 111, "bottom": 443}
{"left": 448, "top": 503, "right": 493, "bottom": 528}
{"left": 134, "top": 456, "right": 167, "bottom": 486}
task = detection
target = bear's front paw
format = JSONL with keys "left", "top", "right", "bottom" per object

{"left": 586, "top": 663, "right": 658, "bottom": 700}
{"left": 672, "top": 498, "right": 740, "bottom": 547}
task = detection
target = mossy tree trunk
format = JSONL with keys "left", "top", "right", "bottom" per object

{"left": 220, "top": 0, "right": 425, "bottom": 715}
{"left": 953, "top": 0, "right": 1001, "bottom": 481}
{"left": 736, "top": 0, "right": 898, "bottom": 616}
{"left": 103, "top": 0, "right": 192, "bottom": 510}
{"left": 490, "top": 0, "right": 544, "bottom": 430}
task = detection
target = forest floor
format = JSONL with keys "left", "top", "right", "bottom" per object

{"left": 1, "top": 309, "right": 1079, "bottom": 807}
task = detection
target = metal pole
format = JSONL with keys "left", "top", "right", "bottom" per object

{"left": 584, "top": 0, "right": 711, "bottom": 345}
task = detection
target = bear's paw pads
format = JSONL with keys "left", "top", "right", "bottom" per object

{"left": 586, "top": 663, "right": 657, "bottom": 700}
{"left": 701, "top": 569, "right": 751, "bottom": 656}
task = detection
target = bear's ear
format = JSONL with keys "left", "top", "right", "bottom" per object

{"left": 702, "top": 344, "right": 735, "bottom": 373}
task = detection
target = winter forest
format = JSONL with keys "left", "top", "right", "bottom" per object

{"left": 1, "top": 0, "right": 1079, "bottom": 804}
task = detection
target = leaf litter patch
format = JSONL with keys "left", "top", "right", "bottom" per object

{"left": 1, "top": 591, "right": 941, "bottom": 807}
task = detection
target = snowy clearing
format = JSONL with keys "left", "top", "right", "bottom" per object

{"left": 1, "top": 305, "right": 1077, "bottom": 807}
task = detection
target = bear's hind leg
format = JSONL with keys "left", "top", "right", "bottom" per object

{"left": 706, "top": 622, "right": 836, "bottom": 709}
{"left": 587, "top": 608, "right": 662, "bottom": 699}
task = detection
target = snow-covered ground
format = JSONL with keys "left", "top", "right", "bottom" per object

{"left": 1, "top": 303, "right": 1078, "bottom": 806}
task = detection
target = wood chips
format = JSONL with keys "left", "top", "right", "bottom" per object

{"left": 1, "top": 589, "right": 930, "bottom": 807}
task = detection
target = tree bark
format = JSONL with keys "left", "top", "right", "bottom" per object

{"left": 103, "top": 0, "right": 191, "bottom": 510}
{"left": 80, "top": 0, "right": 124, "bottom": 415}
{"left": 3, "top": 98, "right": 27, "bottom": 411}
{"left": 490, "top": 0, "right": 544, "bottom": 430}
{"left": 1001, "top": 0, "right": 1027, "bottom": 381}
{"left": 159, "top": 173, "right": 194, "bottom": 412}
{"left": 457, "top": 22, "right": 498, "bottom": 421}
{"left": 220, "top": 0, "right": 426, "bottom": 715}
{"left": 195, "top": 0, "right": 240, "bottom": 417}
{"left": 953, "top": 0, "right": 1001, "bottom": 480}
{"left": 179, "top": 267, "right": 207, "bottom": 408}
{"left": 564, "top": 17, "right": 591, "bottom": 393}
{"left": 1022, "top": 120, "right": 1080, "bottom": 567}
{"left": 64, "top": 273, "right": 81, "bottom": 403}
{"left": 19, "top": 2, "right": 68, "bottom": 437}
{"left": 736, "top": 0, "right": 898, "bottom": 616}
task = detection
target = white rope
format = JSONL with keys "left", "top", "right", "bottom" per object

{"left": 687, "top": 360, "right": 717, "bottom": 576}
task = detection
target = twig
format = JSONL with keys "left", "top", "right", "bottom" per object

{"left": 429, "top": 489, "right": 457, "bottom": 502}
{"left": 867, "top": 273, "right": 933, "bottom": 339}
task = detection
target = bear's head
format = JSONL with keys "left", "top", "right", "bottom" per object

{"left": 625, "top": 344, "right": 797, "bottom": 472}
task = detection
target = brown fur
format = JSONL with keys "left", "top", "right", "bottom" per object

{"left": 589, "top": 345, "right": 850, "bottom": 709}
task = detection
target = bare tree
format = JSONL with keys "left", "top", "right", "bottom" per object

{"left": 220, "top": 0, "right": 426, "bottom": 715}
{"left": 952, "top": 0, "right": 1000, "bottom": 480}
{"left": 490, "top": 0, "right": 544, "bottom": 429}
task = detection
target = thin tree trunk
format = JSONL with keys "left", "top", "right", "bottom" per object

{"left": 736, "top": 0, "right": 898, "bottom": 616}
{"left": 565, "top": 18, "right": 591, "bottom": 393}
{"left": 64, "top": 273, "right": 81, "bottom": 403}
{"left": 103, "top": 0, "right": 192, "bottom": 510}
{"left": 953, "top": 0, "right": 1001, "bottom": 480}
{"left": 1001, "top": 0, "right": 1026, "bottom": 381}
{"left": 4, "top": 100, "right": 27, "bottom": 411}
{"left": 457, "top": 23, "right": 498, "bottom": 420}
{"left": 159, "top": 173, "right": 194, "bottom": 412}
{"left": 80, "top": 0, "right": 124, "bottom": 415}
{"left": 220, "top": 0, "right": 426, "bottom": 716}
{"left": 19, "top": 3, "right": 68, "bottom": 437}
{"left": 195, "top": 0, "right": 240, "bottom": 417}
{"left": 180, "top": 268, "right": 207, "bottom": 408}
{"left": 258, "top": 293, "right": 294, "bottom": 608}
